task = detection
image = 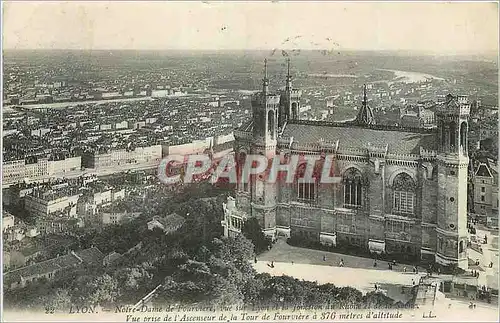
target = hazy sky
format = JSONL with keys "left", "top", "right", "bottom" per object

{"left": 3, "top": 1, "right": 499, "bottom": 53}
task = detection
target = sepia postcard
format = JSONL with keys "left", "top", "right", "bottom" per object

{"left": 1, "top": 1, "right": 499, "bottom": 322}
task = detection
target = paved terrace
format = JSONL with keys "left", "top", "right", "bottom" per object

{"left": 253, "top": 241, "right": 499, "bottom": 321}
{"left": 257, "top": 240, "right": 427, "bottom": 273}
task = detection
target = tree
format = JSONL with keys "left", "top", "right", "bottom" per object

{"left": 71, "top": 274, "right": 119, "bottom": 306}
{"left": 362, "top": 291, "right": 395, "bottom": 309}
{"left": 114, "top": 267, "right": 154, "bottom": 302}
{"left": 158, "top": 260, "right": 214, "bottom": 304}
{"left": 219, "top": 235, "right": 255, "bottom": 261}
{"left": 210, "top": 275, "right": 244, "bottom": 307}
{"left": 241, "top": 217, "right": 272, "bottom": 254}
{"left": 334, "top": 286, "right": 364, "bottom": 308}
{"left": 38, "top": 288, "right": 72, "bottom": 311}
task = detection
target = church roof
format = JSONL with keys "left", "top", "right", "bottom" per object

{"left": 475, "top": 163, "right": 494, "bottom": 178}
{"left": 436, "top": 94, "right": 470, "bottom": 116}
{"left": 354, "top": 84, "right": 376, "bottom": 126}
{"left": 281, "top": 122, "right": 437, "bottom": 155}
{"left": 355, "top": 103, "right": 376, "bottom": 125}
{"left": 238, "top": 119, "right": 254, "bottom": 132}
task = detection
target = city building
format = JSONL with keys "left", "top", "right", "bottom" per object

{"left": 103, "top": 251, "right": 122, "bottom": 266}
{"left": 2, "top": 155, "right": 82, "bottom": 186}
{"left": 101, "top": 212, "right": 140, "bottom": 225}
{"left": 146, "top": 213, "right": 185, "bottom": 234}
{"left": 223, "top": 60, "right": 471, "bottom": 270}
{"left": 473, "top": 162, "right": 498, "bottom": 228}
{"left": 3, "top": 223, "right": 40, "bottom": 243}
{"left": 81, "top": 144, "right": 162, "bottom": 169}
{"left": 2, "top": 158, "right": 45, "bottom": 185}
{"left": 8, "top": 247, "right": 43, "bottom": 269}
{"left": 48, "top": 156, "right": 81, "bottom": 175}
{"left": 35, "top": 215, "right": 83, "bottom": 235}
{"left": 77, "top": 187, "right": 125, "bottom": 226}
{"left": 4, "top": 247, "right": 104, "bottom": 290}
{"left": 3, "top": 212, "right": 15, "bottom": 232}
{"left": 25, "top": 188, "right": 80, "bottom": 218}
{"left": 0, "top": 212, "right": 40, "bottom": 243}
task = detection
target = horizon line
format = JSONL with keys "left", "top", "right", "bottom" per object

{"left": 3, "top": 48, "right": 498, "bottom": 55}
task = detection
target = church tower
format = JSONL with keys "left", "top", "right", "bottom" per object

{"left": 252, "top": 59, "right": 279, "bottom": 151}
{"left": 279, "top": 58, "right": 302, "bottom": 129}
{"left": 249, "top": 59, "right": 279, "bottom": 239}
{"left": 435, "top": 94, "right": 469, "bottom": 269}
{"left": 355, "top": 84, "right": 376, "bottom": 126}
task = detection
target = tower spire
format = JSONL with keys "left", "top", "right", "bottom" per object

{"left": 355, "top": 84, "right": 375, "bottom": 126}
{"left": 263, "top": 58, "right": 269, "bottom": 94}
{"left": 362, "top": 84, "right": 367, "bottom": 107}
{"left": 286, "top": 58, "right": 292, "bottom": 91}
{"left": 264, "top": 58, "right": 268, "bottom": 80}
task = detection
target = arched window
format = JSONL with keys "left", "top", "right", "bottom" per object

{"left": 238, "top": 152, "right": 248, "bottom": 192}
{"left": 296, "top": 163, "right": 316, "bottom": 202}
{"left": 460, "top": 121, "right": 467, "bottom": 153}
{"left": 283, "top": 105, "right": 289, "bottom": 123}
{"left": 267, "top": 110, "right": 275, "bottom": 139}
{"left": 459, "top": 240, "right": 464, "bottom": 253}
{"left": 449, "top": 121, "right": 456, "bottom": 148}
{"left": 431, "top": 166, "right": 438, "bottom": 180}
{"left": 392, "top": 173, "right": 416, "bottom": 215}
{"left": 291, "top": 102, "right": 298, "bottom": 119}
{"left": 343, "top": 168, "right": 363, "bottom": 208}
{"left": 440, "top": 121, "right": 446, "bottom": 146}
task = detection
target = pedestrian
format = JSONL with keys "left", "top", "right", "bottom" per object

{"left": 374, "top": 284, "right": 378, "bottom": 291}
{"left": 403, "top": 266, "right": 407, "bottom": 273}
{"left": 437, "top": 267, "right": 441, "bottom": 275}
{"left": 339, "top": 259, "right": 344, "bottom": 267}
{"left": 323, "top": 255, "right": 326, "bottom": 262}
{"left": 489, "top": 261, "right": 493, "bottom": 268}
{"left": 373, "top": 260, "right": 377, "bottom": 268}
{"left": 271, "top": 261, "right": 274, "bottom": 268}
{"left": 254, "top": 257, "right": 258, "bottom": 264}
{"left": 412, "top": 279, "right": 415, "bottom": 285}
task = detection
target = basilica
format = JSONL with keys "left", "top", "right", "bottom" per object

{"left": 222, "top": 59, "right": 470, "bottom": 269}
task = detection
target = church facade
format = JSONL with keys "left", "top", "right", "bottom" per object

{"left": 222, "top": 59, "right": 470, "bottom": 269}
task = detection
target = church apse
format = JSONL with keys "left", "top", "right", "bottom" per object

{"left": 226, "top": 60, "right": 469, "bottom": 270}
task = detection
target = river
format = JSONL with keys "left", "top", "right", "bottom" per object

{"left": 308, "top": 73, "right": 358, "bottom": 78}
{"left": 2, "top": 92, "right": 196, "bottom": 111}
{"left": 377, "top": 69, "right": 445, "bottom": 83}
